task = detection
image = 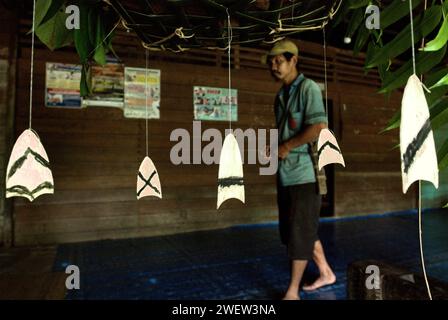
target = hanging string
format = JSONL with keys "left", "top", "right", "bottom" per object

{"left": 409, "top": 0, "right": 416, "bottom": 75}
{"left": 141, "top": 27, "right": 195, "bottom": 48}
{"left": 104, "top": 0, "right": 343, "bottom": 50}
{"left": 291, "top": 0, "right": 295, "bottom": 21}
{"left": 87, "top": 19, "right": 121, "bottom": 59}
{"left": 226, "top": 8, "right": 233, "bottom": 131}
{"left": 263, "top": 37, "right": 285, "bottom": 44}
{"left": 408, "top": 0, "right": 432, "bottom": 300}
{"left": 418, "top": 180, "right": 432, "bottom": 299}
{"left": 269, "top": 0, "right": 342, "bottom": 35}
{"left": 329, "top": 0, "right": 343, "bottom": 20}
{"left": 323, "top": 26, "right": 328, "bottom": 115}
{"left": 29, "top": 0, "right": 37, "bottom": 129}
{"left": 145, "top": 48, "right": 149, "bottom": 157}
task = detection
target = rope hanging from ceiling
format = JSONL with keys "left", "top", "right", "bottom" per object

{"left": 104, "top": 0, "right": 343, "bottom": 52}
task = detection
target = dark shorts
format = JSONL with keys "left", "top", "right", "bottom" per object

{"left": 277, "top": 182, "right": 321, "bottom": 260}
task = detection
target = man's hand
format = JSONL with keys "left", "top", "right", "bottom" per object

{"left": 277, "top": 123, "right": 327, "bottom": 160}
{"left": 278, "top": 142, "right": 292, "bottom": 160}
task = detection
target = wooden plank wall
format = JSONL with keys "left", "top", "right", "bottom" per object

{"left": 0, "top": 30, "right": 6, "bottom": 245}
{"left": 7, "top": 20, "right": 418, "bottom": 245}
{"left": 333, "top": 84, "right": 415, "bottom": 216}
{"left": 0, "top": 7, "right": 18, "bottom": 247}
{"left": 296, "top": 43, "right": 415, "bottom": 216}
{"left": 13, "top": 46, "right": 282, "bottom": 245}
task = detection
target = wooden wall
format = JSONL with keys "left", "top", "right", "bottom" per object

{"left": 3, "top": 18, "right": 421, "bottom": 246}
{"left": 333, "top": 85, "right": 415, "bottom": 216}
{"left": 13, "top": 45, "right": 283, "bottom": 245}
{"left": 0, "top": 7, "right": 18, "bottom": 247}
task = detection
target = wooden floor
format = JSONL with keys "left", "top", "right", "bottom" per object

{"left": 1, "top": 209, "right": 447, "bottom": 300}
{"left": 0, "top": 246, "right": 66, "bottom": 299}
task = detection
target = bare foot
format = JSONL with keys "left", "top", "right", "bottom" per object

{"left": 282, "top": 293, "right": 300, "bottom": 300}
{"left": 302, "top": 273, "right": 336, "bottom": 291}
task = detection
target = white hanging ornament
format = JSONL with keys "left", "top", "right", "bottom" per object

{"left": 137, "top": 49, "right": 162, "bottom": 200}
{"left": 400, "top": 74, "right": 439, "bottom": 194}
{"left": 216, "top": 11, "right": 244, "bottom": 209}
{"left": 217, "top": 133, "right": 245, "bottom": 209}
{"left": 137, "top": 156, "right": 162, "bottom": 199}
{"left": 6, "top": 129, "right": 54, "bottom": 201}
{"left": 5, "top": 0, "right": 54, "bottom": 201}
{"left": 317, "top": 128, "right": 345, "bottom": 170}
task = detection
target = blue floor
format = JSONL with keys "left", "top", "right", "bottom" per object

{"left": 53, "top": 208, "right": 448, "bottom": 300}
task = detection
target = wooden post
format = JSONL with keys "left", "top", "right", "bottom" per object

{"left": 0, "top": 4, "right": 18, "bottom": 247}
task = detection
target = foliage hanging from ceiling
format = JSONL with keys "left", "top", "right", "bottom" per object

{"left": 33, "top": 0, "right": 117, "bottom": 96}
{"left": 339, "top": 0, "right": 448, "bottom": 178}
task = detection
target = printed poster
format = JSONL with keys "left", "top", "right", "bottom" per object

{"left": 45, "top": 63, "right": 82, "bottom": 108}
{"left": 193, "top": 86, "right": 238, "bottom": 121}
{"left": 82, "top": 61, "right": 124, "bottom": 108}
{"left": 124, "top": 67, "right": 160, "bottom": 119}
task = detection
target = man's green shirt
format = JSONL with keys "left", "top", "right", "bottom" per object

{"left": 274, "top": 73, "right": 328, "bottom": 186}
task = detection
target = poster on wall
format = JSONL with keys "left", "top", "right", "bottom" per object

{"left": 193, "top": 86, "right": 238, "bottom": 121}
{"left": 45, "top": 63, "right": 82, "bottom": 108}
{"left": 82, "top": 60, "right": 124, "bottom": 108}
{"left": 124, "top": 67, "right": 160, "bottom": 119}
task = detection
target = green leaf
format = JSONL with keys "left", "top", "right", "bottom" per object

{"left": 88, "top": 8, "right": 98, "bottom": 48}
{"left": 35, "top": 5, "right": 73, "bottom": 50}
{"left": 348, "top": 0, "right": 371, "bottom": 9}
{"left": 381, "top": 109, "right": 401, "bottom": 133}
{"left": 365, "top": 41, "right": 379, "bottom": 67}
{"left": 379, "top": 45, "right": 447, "bottom": 93}
{"left": 39, "top": 0, "right": 65, "bottom": 27}
{"left": 364, "top": 41, "right": 389, "bottom": 80}
{"left": 383, "top": 69, "right": 448, "bottom": 134}
{"left": 350, "top": 0, "right": 411, "bottom": 55}
{"left": 345, "top": 8, "right": 364, "bottom": 39}
{"left": 438, "top": 138, "right": 448, "bottom": 170}
{"left": 377, "top": 62, "right": 389, "bottom": 82}
{"left": 428, "top": 86, "right": 448, "bottom": 107}
{"left": 93, "top": 45, "right": 106, "bottom": 66}
{"left": 30, "top": 0, "right": 65, "bottom": 35}
{"left": 425, "top": 66, "right": 448, "bottom": 86}
{"left": 426, "top": 67, "right": 448, "bottom": 105}
{"left": 444, "top": 203, "right": 448, "bottom": 208}
{"left": 422, "top": 14, "right": 448, "bottom": 51}
{"left": 333, "top": 1, "right": 351, "bottom": 27}
{"left": 371, "top": 28, "right": 383, "bottom": 45}
{"left": 389, "top": 142, "right": 400, "bottom": 151}
{"left": 106, "top": 40, "right": 119, "bottom": 61}
{"left": 365, "top": 6, "right": 442, "bottom": 68}
{"left": 380, "top": 0, "right": 422, "bottom": 29}
{"left": 93, "top": 15, "right": 106, "bottom": 66}
{"left": 353, "top": 26, "right": 370, "bottom": 56}
{"left": 80, "top": 64, "right": 92, "bottom": 97}
{"left": 429, "top": 97, "right": 448, "bottom": 130}
{"left": 430, "top": 72, "right": 448, "bottom": 89}
{"left": 73, "top": 4, "right": 92, "bottom": 63}
{"left": 34, "top": 0, "right": 52, "bottom": 29}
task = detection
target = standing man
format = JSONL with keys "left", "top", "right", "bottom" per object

{"left": 266, "top": 39, "right": 336, "bottom": 300}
